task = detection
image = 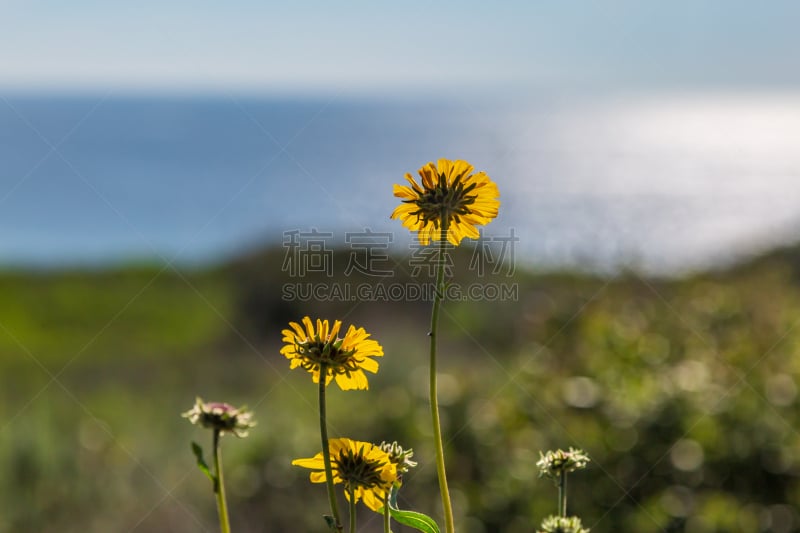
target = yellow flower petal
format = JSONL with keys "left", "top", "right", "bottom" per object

{"left": 391, "top": 158, "right": 499, "bottom": 246}
{"left": 309, "top": 471, "right": 328, "bottom": 483}
{"left": 291, "top": 455, "right": 324, "bottom": 468}
{"left": 293, "top": 438, "right": 397, "bottom": 514}
{"left": 281, "top": 317, "right": 384, "bottom": 391}
{"left": 360, "top": 488, "right": 384, "bottom": 512}
{"left": 357, "top": 356, "right": 379, "bottom": 373}
{"left": 302, "top": 316, "right": 315, "bottom": 339}
{"left": 329, "top": 320, "right": 342, "bottom": 340}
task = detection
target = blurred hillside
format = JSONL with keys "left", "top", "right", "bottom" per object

{"left": 2, "top": 241, "right": 800, "bottom": 532}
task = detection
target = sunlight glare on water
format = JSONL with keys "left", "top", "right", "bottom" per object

{"left": 505, "top": 92, "right": 800, "bottom": 274}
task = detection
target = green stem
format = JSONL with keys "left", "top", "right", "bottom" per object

{"left": 429, "top": 222, "right": 455, "bottom": 533}
{"left": 212, "top": 429, "right": 231, "bottom": 533}
{"left": 558, "top": 471, "right": 567, "bottom": 518}
{"left": 319, "top": 363, "right": 343, "bottom": 532}
{"left": 349, "top": 485, "right": 357, "bottom": 533}
{"left": 383, "top": 492, "right": 391, "bottom": 533}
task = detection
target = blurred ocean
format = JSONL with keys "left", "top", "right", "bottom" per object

{"left": 2, "top": 92, "right": 800, "bottom": 274}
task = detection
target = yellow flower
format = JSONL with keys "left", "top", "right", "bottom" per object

{"left": 292, "top": 438, "right": 397, "bottom": 512}
{"left": 280, "top": 316, "right": 384, "bottom": 390}
{"left": 391, "top": 158, "right": 500, "bottom": 246}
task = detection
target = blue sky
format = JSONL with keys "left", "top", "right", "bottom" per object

{"left": 2, "top": 1, "right": 799, "bottom": 94}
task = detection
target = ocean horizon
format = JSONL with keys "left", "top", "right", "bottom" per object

{"left": 2, "top": 90, "right": 800, "bottom": 275}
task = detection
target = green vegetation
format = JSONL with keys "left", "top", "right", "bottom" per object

{"left": 2, "top": 244, "right": 800, "bottom": 532}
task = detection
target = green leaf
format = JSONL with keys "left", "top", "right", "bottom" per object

{"left": 323, "top": 515, "right": 339, "bottom": 531}
{"left": 387, "top": 508, "right": 440, "bottom": 533}
{"left": 379, "top": 485, "right": 440, "bottom": 533}
{"left": 190, "top": 441, "right": 215, "bottom": 484}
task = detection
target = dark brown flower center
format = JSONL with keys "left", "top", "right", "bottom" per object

{"left": 404, "top": 171, "right": 478, "bottom": 228}
{"left": 335, "top": 448, "right": 389, "bottom": 490}
{"left": 296, "top": 339, "right": 360, "bottom": 375}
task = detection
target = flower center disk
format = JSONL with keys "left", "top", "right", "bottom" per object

{"left": 297, "top": 339, "right": 360, "bottom": 376}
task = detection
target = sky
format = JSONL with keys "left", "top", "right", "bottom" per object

{"left": 2, "top": 1, "right": 800, "bottom": 95}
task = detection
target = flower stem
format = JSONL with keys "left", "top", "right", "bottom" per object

{"left": 558, "top": 470, "right": 567, "bottom": 517}
{"left": 212, "top": 429, "right": 231, "bottom": 533}
{"left": 319, "top": 363, "right": 343, "bottom": 532}
{"left": 429, "top": 222, "right": 455, "bottom": 533}
{"left": 383, "top": 493, "right": 391, "bottom": 533}
{"left": 349, "top": 485, "right": 357, "bottom": 533}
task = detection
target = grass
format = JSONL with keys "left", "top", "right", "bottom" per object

{"left": 1, "top": 244, "right": 800, "bottom": 531}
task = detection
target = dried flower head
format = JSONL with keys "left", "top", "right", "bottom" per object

{"left": 379, "top": 441, "right": 418, "bottom": 476}
{"left": 182, "top": 397, "right": 255, "bottom": 437}
{"left": 281, "top": 317, "right": 384, "bottom": 390}
{"left": 293, "top": 438, "right": 397, "bottom": 512}
{"left": 537, "top": 448, "right": 590, "bottom": 481}
{"left": 391, "top": 158, "right": 500, "bottom": 246}
{"left": 537, "top": 515, "right": 590, "bottom": 533}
